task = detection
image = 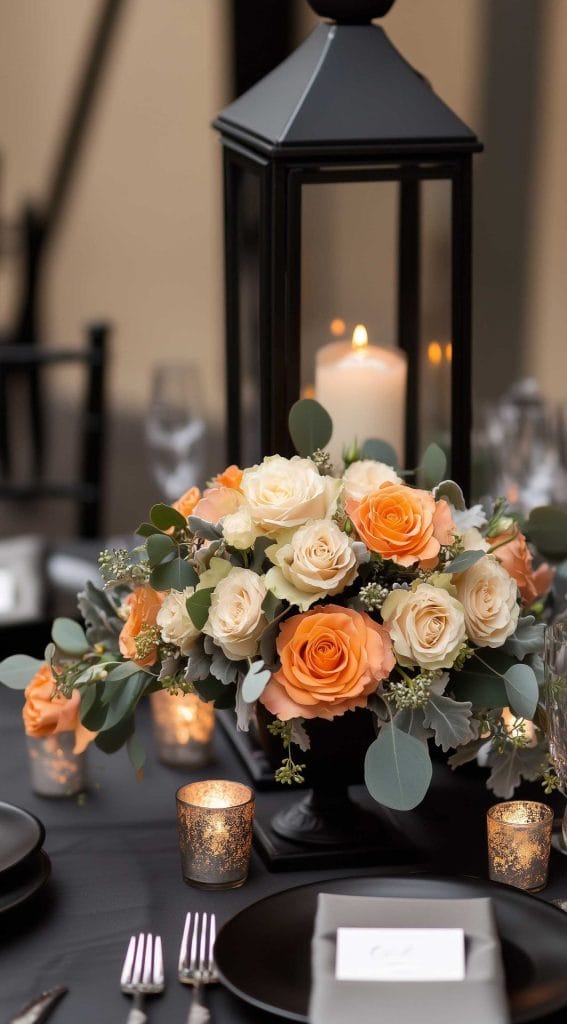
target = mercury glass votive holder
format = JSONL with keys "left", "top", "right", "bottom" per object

{"left": 176, "top": 780, "right": 255, "bottom": 890}
{"left": 27, "top": 733, "right": 87, "bottom": 798}
{"left": 150, "top": 690, "right": 215, "bottom": 767}
{"left": 487, "top": 801, "right": 554, "bottom": 892}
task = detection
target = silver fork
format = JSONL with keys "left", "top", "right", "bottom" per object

{"left": 178, "top": 911, "right": 218, "bottom": 1024}
{"left": 121, "top": 932, "right": 164, "bottom": 1024}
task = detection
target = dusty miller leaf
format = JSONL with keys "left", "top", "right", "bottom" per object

{"left": 422, "top": 694, "right": 476, "bottom": 752}
{"left": 289, "top": 718, "right": 310, "bottom": 752}
{"left": 77, "top": 581, "right": 123, "bottom": 648}
{"left": 241, "top": 660, "right": 271, "bottom": 703}
{"left": 504, "top": 616, "right": 545, "bottom": 661}
{"left": 486, "top": 744, "right": 544, "bottom": 799}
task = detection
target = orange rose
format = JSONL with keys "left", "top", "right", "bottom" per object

{"left": 214, "top": 464, "right": 243, "bottom": 490}
{"left": 192, "top": 485, "right": 245, "bottom": 524}
{"left": 172, "top": 486, "right": 201, "bottom": 519}
{"left": 261, "top": 604, "right": 395, "bottom": 721}
{"left": 23, "top": 664, "right": 95, "bottom": 754}
{"left": 346, "top": 483, "right": 455, "bottom": 568}
{"left": 492, "top": 529, "right": 555, "bottom": 607}
{"left": 119, "top": 586, "right": 164, "bottom": 667}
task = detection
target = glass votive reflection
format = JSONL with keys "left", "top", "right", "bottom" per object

{"left": 487, "top": 800, "right": 554, "bottom": 892}
{"left": 27, "top": 733, "right": 87, "bottom": 798}
{"left": 176, "top": 780, "right": 255, "bottom": 890}
{"left": 151, "top": 690, "right": 215, "bottom": 767}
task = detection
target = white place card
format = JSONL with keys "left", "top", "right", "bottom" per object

{"left": 335, "top": 927, "right": 465, "bottom": 982}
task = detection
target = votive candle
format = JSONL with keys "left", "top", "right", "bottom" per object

{"left": 27, "top": 733, "right": 87, "bottom": 798}
{"left": 176, "top": 780, "right": 255, "bottom": 890}
{"left": 150, "top": 690, "right": 215, "bottom": 767}
{"left": 487, "top": 800, "right": 553, "bottom": 892}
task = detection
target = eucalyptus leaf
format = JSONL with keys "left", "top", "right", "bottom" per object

{"left": 187, "top": 516, "right": 223, "bottom": 542}
{"left": 525, "top": 506, "right": 567, "bottom": 560}
{"left": 136, "top": 522, "right": 165, "bottom": 538}
{"left": 80, "top": 682, "right": 111, "bottom": 731}
{"left": 192, "top": 675, "right": 226, "bottom": 702}
{"left": 186, "top": 587, "right": 214, "bottom": 630}
{"left": 100, "top": 673, "right": 148, "bottom": 731}
{"left": 146, "top": 533, "right": 176, "bottom": 567}
{"left": 127, "top": 732, "right": 146, "bottom": 777}
{"left": 213, "top": 682, "right": 237, "bottom": 710}
{"left": 241, "top": 660, "right": 271, "bottom": 703}
{"left": 106, "top": 661, "right": 146, "bottom": 682}
{"left": 360, "top": 438, "right": 399, "bottom": 469}
{"left": 77, "top": 682, "right": 98, "bottom": 721}
{"left": 364, "top": 722, "right": 432, "bottom": 811}
{"left": 210, "top": 648, "right": 241, "bottom": 686}
{"left": 434, "top": 480, "right": 466, "bottom": 511}
{"left": 392, "top": 708, "right": 432, "bottom": 744}
{"left": 450, "top": 670, "right": 507, "bottom": 709}
{"left": 150, "top": 557, "right": 198, "bottom": 592}
{"left": 503, "top": 663, "right": 539, "bottom": 720}
{"left": 445, "top": 549, "right": 486, "bottom": 574}
{"left": 447, "top": 737, "right": 487, "bottom": 769}
{"left": 288, "top": 399, "right": 333, "bottom": 457}
{"left": 52, "top": 617, "right": 89, "bottom": 655}
{"left": 0, "top": 654, "right": 44, "bottom": 689}
{"left": 504, "top": 616, "right": 545, "bottom": 661}
{"left": 259, "top": 621, "right": 279, "bottom": 669}
{"left": 422, "top": 694, "right": 476, "bottom": 752}
{"left": 261, "top": 590, "right": 283, "bottom": 622}
{"left": 95, "top": 715, "right": 135, "bottom": 754}
{"left": 150, "top": 503, "right": 187, "bottom": 532}
{"left": 44, "top": 643, "right": 56, "bottom": 663}
{"left": 421, "top": 443, "right": 448, "bottom": 487}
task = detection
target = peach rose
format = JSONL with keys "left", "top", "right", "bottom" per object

{"left": 346, "top": 483, "right": 455, "bottom": 568}
{"left": 172, "top": 486, "right": 201, "bottom": 520}
{"left": 192, "top": 485, "right": 245, "bottom": 524}
{"left": 491, "top": 529, "right": 554, "bottom": 607}
{"left": 214, "top": 464, "right": 243, "bottom": 490}
{"left": 23, "top": 664, "right": 95, "bottom": 754}
{"left": 261, "top": 604, "right": 395, "bottom": 721}
{"left": 119, "top": 586, "right": 164, "bottom": 667}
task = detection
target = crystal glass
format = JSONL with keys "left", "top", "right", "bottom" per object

{"left": 545, "top": 621, "right": 567, "bottom": 848}
{"left": 176, "top": 780, "right": 255, "bottom": 890}
{"left": 145, "top": 363, "right": 206, "bottom": 501}
{"left": 27, "top": 733, "right": 87, "bottom": 797}
{"left": 487, "top": 801, "right": 553, "bottom": 892}
{"left": 150, "top": 690, "right": 215, "bottom": 767}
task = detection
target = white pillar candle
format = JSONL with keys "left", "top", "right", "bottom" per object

{"left": 315, "top": 325, "right": 407, "bottom": 469}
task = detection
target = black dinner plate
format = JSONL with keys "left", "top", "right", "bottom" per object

{"left": 0, "top": 801, "right": 45, "bottom": 876}
{"left": 215, "top": 873, "right": 567, "bottom": 1023}
{"left": 0, "top": 849, "right": 51, "bottom": 915}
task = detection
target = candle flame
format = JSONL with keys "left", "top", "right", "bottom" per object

{"left": 427, "top": 340, "right": 443, "bottom": 366}
{"left": 352, "top": 324, "right": 368, "bottom": 351}
{"left": 330, "top": 318, "right": 346, "bottom": 337}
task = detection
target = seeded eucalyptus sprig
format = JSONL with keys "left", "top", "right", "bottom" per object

{"left": 267, "top": 720, "right": 306, "bottom": 785}
{"left": 99, "top": 548, "right": 150, "bottom": 588}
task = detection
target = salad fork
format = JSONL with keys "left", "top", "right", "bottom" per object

{"left": 178, "top": 911, "right": 218, "bottom": 1024}
{"left": 121, "top": 932, "right": 164, "bottom": 1023}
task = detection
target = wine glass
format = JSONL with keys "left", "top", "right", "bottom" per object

{"left": 544, "top": 622, "right": 567, "bottom": 851}
{"left": 145, "top": 363, "right": 206, "bottom": 501}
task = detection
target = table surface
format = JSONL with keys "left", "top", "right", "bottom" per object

{"left": 2, "top": 685, "right": 567, "bottom": 1024}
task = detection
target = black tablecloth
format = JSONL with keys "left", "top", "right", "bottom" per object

{"left": 1, "top": 685, "right": 567, "bottom": 1024}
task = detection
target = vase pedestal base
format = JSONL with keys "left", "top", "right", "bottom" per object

{"left": 253, "top": 787, "right": 424, "bottom": 872}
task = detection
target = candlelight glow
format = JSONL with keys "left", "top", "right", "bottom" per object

{"left": 330, "top": 318, "right": 346, "bottom": 337}
{"left": 445, "top": 341, "right": 453, "bottom": 363}
{"left": 352, "top": 324, "right": 368, "bottom": 351}
{"left": 427, "top": 340, "right": 443, "bottom": 366}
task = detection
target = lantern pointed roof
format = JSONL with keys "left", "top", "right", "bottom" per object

{"left": 214, "top": 23, "right": 481, "bottom": 158}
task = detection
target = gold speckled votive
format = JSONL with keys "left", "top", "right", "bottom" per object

{"left": 176, "top": 780, "right": 255, "bottom": 890}
{"left": 150, "top": 690, "right": 215, "bottom": 767}
{"left": 27, "top": 733, "right": 87, "bottom": 798}
{"left": 487, "top": 800, "right": 554, "bottom": 892}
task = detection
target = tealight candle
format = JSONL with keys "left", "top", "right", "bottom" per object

{"left": 315, "top": 324, "right": 407, "bottom": 467}
{"left": 487, "top": 800, "right": 553, "bottom": 892}
{"left": 176, "top": 780, "right": 255, "bottom": 890}
{"left": 150, "top": 690, "right": 215, "bottom": 767}
{"left": 27, "top": 733, "right": 87, "bottom": 798}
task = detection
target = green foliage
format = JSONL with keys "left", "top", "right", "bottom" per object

{"left": 486, "top": 744, "right": 544, "bottom": 799}
{"left": 77, "top": 582, "right": 123, "bottom": 648}
{"left": 150, "top": 503, "right": 187, "bottom": 532}
{"left": 267, "top": 719, "right": 306, "bottom": 784}
{"left": 127, "top": 732, "right": 146, "bottom": 778}
{"left": 150, "top": 557, "right": 198, "bottom": 592}
{"left": 503, "top": 663, "right": 539, "bottom": 720}
{"left": 262, "top": 591, "right": 283, "bottom": 622}
{"left": 187, "top": 516, "right": 223, "bottom": 542}
{"left": 360, "top": 438, "right": 399, "bottom": 469}
{"left": 192, "top": 674, "right": 226, "bottom": 702}
{"left": 95, "top": 716, "right": 135, "bottom": 754}
{"left": 435, "top": 480, "right": 466, "bottom": 511}
{"left": 186, "top": 587, "right": 214, "bottom": 630}
{"left": 505, "top": 616, "right": 546, "bottom": 661}
{"left": 241, "top": 660, "right": 271, "bottom": 703}
{"left": 0, "top": 654, "right": 44, "bottom": 689}
{"left": 51, "top": 618, "right": 89, "bottom": 656}
{"left": 445, "top": 549, "right": 486, "bottom": 574}
{"left": 364, "top": 722, "right": 432, "bottom": 811}
{"left": 146, "top": 533, "right": 176, "bottom": 567}
{"left": 422, "top": 694, "right": 476, "bottom": 752}
{"left": 421, "top": 443, "right": 448, "bottom": 488}
{"left": 136, "top": 522, "right": 164, "bottom": 538}
{"left": 288, "top": 399, "right": 333, "bottom": 457}
{"left": 525, "top": 506, "right": 567, "bottom": 560}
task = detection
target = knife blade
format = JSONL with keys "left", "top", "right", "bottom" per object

{"left": 9, "top": 986, "right": 67, "bottom": 1024}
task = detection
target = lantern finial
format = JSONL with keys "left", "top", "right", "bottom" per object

{"left": 307, "top": 0, "right": 395, "bottom": 23}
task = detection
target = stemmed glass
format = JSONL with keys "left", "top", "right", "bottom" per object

{"left": 544, "top": 622, "right": 567, "bottom": 851}
{"left": 145, "top": 363, "right": 206, "bottom": 501}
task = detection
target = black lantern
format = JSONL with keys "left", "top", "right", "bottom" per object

{"left": 214, "top": 0, "right": 482, "bottom": 493}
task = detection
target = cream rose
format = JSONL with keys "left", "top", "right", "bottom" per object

{"left": 454, "top": 555, "right": 520, "bottom": 647}
{"left": 381, "top": 583, "right": 467, "bottom": 670}
{"left": 241, "top": 455, "right": 341, "bottom": 533}
{"left": 156, "top": 587, "right": 200, "bottom": 654}
{"left": 202, "top": 567, "right": 267, "bottom": 660}
{"left": 222, "top": 506, "right": 259, "bottom": 550}
{"left": 460, "top": 527, "right": 489, "bottom": 553}
{"left": 342, "top": 460, "right": 401, "bottom": 503}
{"left": 265, "top": 519, "right": 366, "bottom": 609}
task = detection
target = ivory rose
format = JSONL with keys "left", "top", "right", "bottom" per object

{"left": 346, "top": 483, "right": 455, "bottom": 568}
{"left": 23, "top": 664, "right": 95, "bottom": 754}
{"left": 222, "top": 506, "right": 259, "bottom": 550}
{"left": 156, "top": 586, "right": 200, "bottom": 654}
{"left": 491, "top": 529, "right": 554, "bottom": 607}
{"left": 381, "top": 583, "right": 467, "bottom": 670}
{"left": 202, "top": 567, "right": 267, "bottom": 659}
{"left": 241, "top": 455, "right": 341, "bottom": 533}
{"left": 265, "top": 518, "right": 365, "bottom": 609}
{"left": 342, "top": 459, "right": 401, "bottom": 503}
{"left": 455, "top": 556, "right": 520, "bottom": 647}
{"left": 192, "top": 485, "right": 245, "bottom": 524}
{"left": 119, "top": 586, "right": 164, "bottom": 667}
{"left": 172, "top": 486, "right": 201, "bottom": 520}
{"left": 261, "top": 604, "right": 395, "bottom": 721}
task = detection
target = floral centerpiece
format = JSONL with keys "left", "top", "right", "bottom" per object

{"left": 2, "top": 400, "right": 566, "bottom": 811}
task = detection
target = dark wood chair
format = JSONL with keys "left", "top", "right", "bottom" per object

{"left": 0, "top": 322, "right": 109, "bottom": 539}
